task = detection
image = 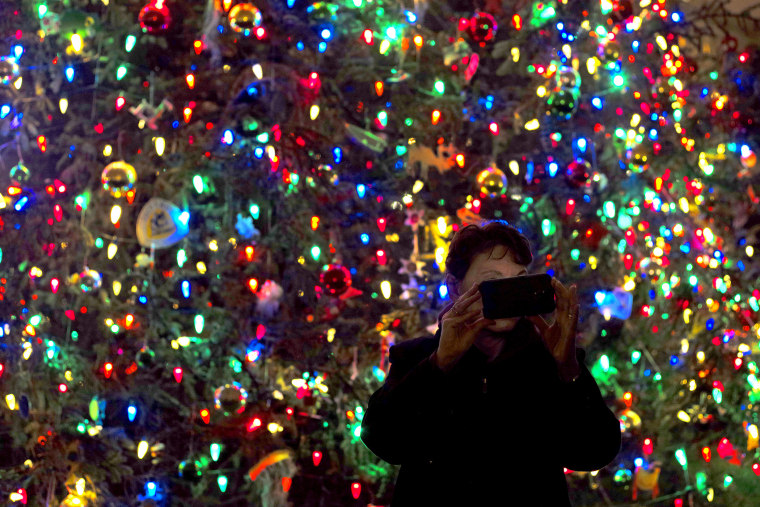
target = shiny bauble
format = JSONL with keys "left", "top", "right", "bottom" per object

{"left": 139, "top": 1, "right": 172, "bottom": 34}
{"left": 101, "top": 161, "right": 137, "bottom": 198}
{"left": 599, "top": 40, "right": 621, "bottom": 63}
{"left": 307, "top": 2, "right": 339, "bottom": 25}
{"left": 555, "top": 64, "right": 580, "bottom": 91}
{"left": 0, "top": 56, "right": 20, "bottom": 86}
{"left": 178, "top": 455, "right": 208, "bottom": 482}
{"left": 136, "top": 347, "right": 156, "bottom": 368}
{"left": 468, "top": 11, "right": 497, "bottom": 44}
{"left": 565, "top": 159, "right": 592, "bottom": 187}
{"left": 40, "top": 11, "right": 61, "bottom": 35}
{"left": 547, "top": 89, "right": 578, "bottom": 119}
{"left": 619, "top": 408, "right": 642, "bottom": 433}
{"left": 9, "top": 163, "right": 30, "bottom": 183}
{"left": 78, "top": 268, "right": 103, "bottom": 293}
{"left": 476, "top": 166, "right": 508, "bottom": 198}
{"left": 609, "top": 0, "right": 633, "bottom": 24}
{"left": 214, "top": 383, "right": 248, "bottom": 414}
{"left": 320, "top": 264, "right": 352, "bottom": 296}
{"left": 228, "top": 3, "right": 263, "bottom": 35}
{"left": 628, "top": 143, "right": 651, "bottom": 171}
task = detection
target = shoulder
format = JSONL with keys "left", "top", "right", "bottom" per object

{"left": 389, "top": 334, "right": 439, "bottom": 364}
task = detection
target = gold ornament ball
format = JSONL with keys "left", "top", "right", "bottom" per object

{"left": 101, "top": 161, "right": 137, "bottom": 198}
{"left": 229, "top": 3, "right": 263, "bottom": 35}
{"left": 476, "top": 166, "right": 508, "bottom": 198}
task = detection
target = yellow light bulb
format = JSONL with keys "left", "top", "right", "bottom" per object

{"left": 137, "top": 440, "right": 149, "bottom": 459}
{"left": 155, "top": 137, "right": 165, "bottom": 156}
{"left": 59, "top": 98, "right": 68, "bottom": 114}
{"left": 6, "top": 394, "right": 16, "bottom": 410}
{"left": 76, "top": 478, "right": 85, "bottom": 495}
{"left": 112, "top": 281, "right": 122, "bottom": 296}
{"left": 310, "top": 105, "right": 320, "bottom": 120}
{"left": 380, "top": 280, "right": 391, "bottom": 299}
{"left": 107, "top": 243, "right": 118, "bottom": 259}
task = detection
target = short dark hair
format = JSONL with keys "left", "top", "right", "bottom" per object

{"left": 444, "top": 221, "right": 533, "bottom": 298}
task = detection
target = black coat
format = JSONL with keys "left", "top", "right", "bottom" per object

{"left": 361, "top": 318, "right": 621, "bottom": 506}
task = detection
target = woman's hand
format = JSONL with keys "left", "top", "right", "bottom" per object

{"left": 435, "top": 283, "right": 495, "bottom": 372}
{"left": 527, "top": 278, "right": 581, "bottom": 381}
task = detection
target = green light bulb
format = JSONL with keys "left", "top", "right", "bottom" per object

{"left": 311, "top": 246, "right": 321, "bottom": 261}
{"left": 116, "top": 65, "right": 127, "bottom": 81}
{"left": 217, "top": 475, "right": 228, "bottom": 492}
{"left": 434, "top": 80, "right": 445, "bottom": 94}
{"left": 194, "top": 315, "right": 204, "bottom": 334}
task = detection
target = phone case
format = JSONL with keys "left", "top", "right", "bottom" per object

{"left": 478, "top": 274, "right": 556, "bottom": 319}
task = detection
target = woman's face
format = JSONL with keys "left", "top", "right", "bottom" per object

{"left": 459, "top": 245, "right": 528, "bottom": 333}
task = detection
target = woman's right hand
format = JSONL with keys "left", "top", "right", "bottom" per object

{"left": 434, "top": 283, "right": 495, "bottom": 372}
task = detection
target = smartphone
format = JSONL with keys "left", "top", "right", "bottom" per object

{"left": 478, "top": 274, "right": 556, "bottom": 319}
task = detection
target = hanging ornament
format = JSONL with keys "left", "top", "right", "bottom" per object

{"left": 135, "top": 197, "right": 190, "bottom": 249}
{"left": 0, "top": 56, "right": 20, "bottom": 86}
{"left": 609, "top": 0, "right": 634, "bottom": 25}
{"left": 9, "top": 163, "right": 30, "bottom": 183}
{"left": 476, "top": 165, "right": 508, "bottom": 198}
{"left": 178, "top": 454, "right": 209, "bottom": 482}
{"left": 467, "top": 11, "right": 497, "bottom": 45}
{"left": 319, "top": 264, "right": 352, "bottom": 296}
{"left": 256, "top": 280, "right": 284, "bottom": 318}
{"left": 627, "top": 143, "right": 652, "bottom": 172}
{"left": 547, "top": 89, "right": 577, "bottom": 119}
{"left": 565, "top": 159, "right": 592, "bottom": 187}
{"left": 136, "top": 346, "right": 156, "bottom": 368}
{"left": 554, "top": 64, "right": 580, "bottom": 92}
{"left": 632, "top": 461, "right": 661, "bottom": 501}
{"left": 596, "top": 287, "right": 633, "bottom": 320}
{"left": 39, "top": 11, "right": 61, "bottom": 36}
{"left": 59, "top": 10, "right": 97, "bottom": 40}
{"left": 228, "top": 3, "right": 263, "bottom": 35}
{"left": 129, "top": 98, "right": 174, "bottom": 130}
{"left": 101, "top": 161, "right": 137, "bottom": 198}
{"left": 599, "top": 39, "right": 621, "bottom": 64}
{"left": 344, "top": 123, "right": 387, "bottom": 153}
{"left": 73, "top": 268, "right": 103, "bottom": 293}
{"left": 214, "top": 382, "right": 249, "bottom": 415}
{"left": 307, "top": 2, "right": 339, "bottom": 25}
{"left": 139, "top": 1, "right": 172, "bottom": 34}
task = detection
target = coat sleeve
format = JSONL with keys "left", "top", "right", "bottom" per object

{"left": 360, "top": 338, "right": 456, "bottom": 465}
{"left": 555, "top": 348, "right": 622, "bottom": 471}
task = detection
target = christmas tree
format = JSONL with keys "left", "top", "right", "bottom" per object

{"left": 2, "top": 0, "right": 760, "bottom": 504}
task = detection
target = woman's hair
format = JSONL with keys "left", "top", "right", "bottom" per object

{"left": 444, "top": 221, "right": 533, "bottom": 299}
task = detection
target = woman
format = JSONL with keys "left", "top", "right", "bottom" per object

{"left": 361, "top": 221, "right": 621, "bottom": 506}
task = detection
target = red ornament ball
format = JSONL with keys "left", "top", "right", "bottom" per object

{"left": 565, "top": 159, "right": 592, "bottom": 187}
{"left": 468, "top": 12, "right": 497, "bottom": 44}
{"left": 139, "top": 1, "right": 171, "bottom": 34}
{"left": 320, "top": 264, "right": 352, "bottom": 296}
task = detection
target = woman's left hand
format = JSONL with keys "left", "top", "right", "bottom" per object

{"left": 527, "top": 278, "right": 581, "bottom": 381}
